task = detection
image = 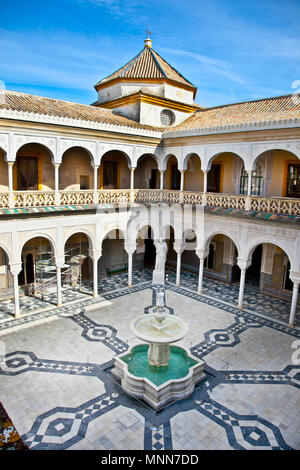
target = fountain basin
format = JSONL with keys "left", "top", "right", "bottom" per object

{"left": 112, "top": 344, "right": 205, "bottom": 410}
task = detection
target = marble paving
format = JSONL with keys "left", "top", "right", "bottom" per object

{"left": 0, "top": 278, "right": 299, "bottom": 451}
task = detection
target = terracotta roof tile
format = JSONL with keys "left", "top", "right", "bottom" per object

{"left": 166, "top": 94, "right": 300, "bottom": 133}
{"left": 95, "top": 47, "right": 196, "bottom": 89}
{"left": 0, "top": 89, "right": 160, "bottom": 131}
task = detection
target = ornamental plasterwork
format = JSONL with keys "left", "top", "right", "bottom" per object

{"left": 251, "top": 140, "right": 300, "bottom": 164}
{"left": 59, "top": 139, "right": 97, "bottom": 163}
{"left": 13, "top": 134, "right": 56, "bottom": 157}
{"left": 99, "top": 143, "right": 134, "bottom": 164}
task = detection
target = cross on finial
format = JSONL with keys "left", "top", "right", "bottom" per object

{"left": 145, "top": 25, "right": 152, "bottom": 38}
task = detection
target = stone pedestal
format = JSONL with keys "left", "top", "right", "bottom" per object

{"left": 148, "top": 343, "right": 170, "bottom": 367}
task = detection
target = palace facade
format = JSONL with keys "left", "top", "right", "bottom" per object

{"left": 0, "top": 36, "right": 300, "bottom": 326}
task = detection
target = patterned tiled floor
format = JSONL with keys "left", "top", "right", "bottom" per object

{"left": 0, "top": 276, "right": 299, "bottom": 451}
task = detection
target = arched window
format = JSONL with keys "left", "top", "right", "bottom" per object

{"left": 240, "top": 164, "right": 263, "bottom": 195}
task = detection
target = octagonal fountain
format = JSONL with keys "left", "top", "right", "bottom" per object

{"left": 112, "top": 290, "right": 205, "bottom": 409}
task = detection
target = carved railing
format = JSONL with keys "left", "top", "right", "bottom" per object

{"left": 0, "top": 192, "right": 9, "bottom": 208}
{"left": 14, "top": 191, "right": 56, "bottom": 208}
{"left": 97, "top": 189, "right": 131, "bottom": 204}
{"left": 250, "top": 196, "right": 300, "bottom": 216}
{"left": 182, "top": 191, "right": 203, "bottom": 205}
{"left": 60, "top": 190, "right": 94, "bottom": 205}
{"left": 0, "top": 189, "right": 299, "bottom": 216}
{"left": 134, "top": 189, "right": 163, "bottom": 203}
{"left": 205, "top": 192, "right": 246, "bottom": 210}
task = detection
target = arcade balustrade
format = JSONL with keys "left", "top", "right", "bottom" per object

{"left": 0, "top": 189, "right": 299, "bottom": 215}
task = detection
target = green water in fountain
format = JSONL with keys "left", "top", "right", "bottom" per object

{"left": 122, "top": 344, "right": 197, "bottom": 386}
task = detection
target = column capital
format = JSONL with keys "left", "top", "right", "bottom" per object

{"left": 7, "top": 161, "right": 14, "bottom": 167}
{"left": 9, "top": 263, "right": 22, "bottom": 276}
{"left": 196, "top": 249, "right": 209, "bottom": 260}
{"left": 53, "top": 162, "right": 61, "bottom": 168}
{"left": 173, "top": 242, "right": 185, "bottom": 254}
{"left": 88, "top": 249, "right": 102, "bottom": 261}
{"left": 290, "top": 271, "right": 300, "bottom": 284}
{"left": 237, "top": 258, "right": 251, "bottom": 271}
{"left": 92, "top": 164, "right": 99, "bottom": 170}
{"left": 124, "top": 243, "right": 136, "bottom": 255}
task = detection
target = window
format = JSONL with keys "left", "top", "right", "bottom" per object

{"left": 17, "top": 156, "right": 38, "bottom": 190}
{"left": 207, "top": 164, "right": 221, "bottom": 193}
{"left": 160, "top": 109, "right": 175, "bottom": 126}
{"left": 240, "top": 164, "right": 263, "bottom": 195}
{"left": 103, "top": 161, "right": 118, "bottom": 188}
{"left": 286, "top": 163, "right": 300, "bottom": 198}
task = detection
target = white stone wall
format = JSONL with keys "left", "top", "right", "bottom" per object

{"left": 140, "top": 102, "right": 191, "bottom": 127}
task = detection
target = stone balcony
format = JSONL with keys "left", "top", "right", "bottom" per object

{"left": 0, "top": 189, "right": 299, "bottom": 216}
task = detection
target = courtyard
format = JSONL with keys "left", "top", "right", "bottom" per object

{"left": 0, "top": 271, "right": 299, "bottom": 450}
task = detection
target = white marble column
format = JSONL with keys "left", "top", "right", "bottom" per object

{"left": 56, "top": 266, "right": 62, "bottom": 307}
{"left": 203, "top": 170, "right": 208, "bottom": 193}
{"left": 130, "top": 167, "right": 136, "bottom": 203}
{"left": 247, "top": 170, "right": 253, "bottom": 196}
{"left": 238, "top": 268, "right": 246, "bottom": 308}
{"left": 7, "top": 162, "right": 14, "bottom": 208}
{"left": 196, "top": 250, "right": 207, "bottom": 294}
{"left": 159, "top": 170, "right": 165, "bottom": 190}
{"left": 93, "top": 258, "right": 99, "bottom": 297}
{"left": 13, "top": 275, "right": 20, "bottom": 318}
{"left": 176, "top": 251, "right": 182, "bottom": 286}
{"left": 93, "top": 165, "right": 99, "bottom": 203}
{"left": 54, "top": 163, "right": 60, "bottom": 206}
{"left": 180, "top": 170, "right": 185, "bottom": 192}
{"left": 10, "top": 264, "right": 22, "bottom": 318}
{"left": 202, "top": 170, "right": 208, "bottom": 206}
{"left": 88, "top": 250, "right": 102, "bottom": 298}
{"left": 128, "top": 251, "right": 133, "bottom": 288}
{"left": 289, "top": 281, "right": 299, "bottom": 327}
{"left": 130, "top": 167, "right": 135, "bottom": 191}
{"left": 125, "top": 244, "right": 136, "bottom": 288}
{"left": 237, "top": 259, "right": 250, "bottom": 309}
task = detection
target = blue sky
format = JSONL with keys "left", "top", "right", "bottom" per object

{"left": 1, "top": 0, "right": 299, "bottom": 107}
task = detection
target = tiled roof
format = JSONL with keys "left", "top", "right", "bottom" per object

{"left": 165, "top": 94, "right": 300, "bottom": 134}
{"left": 0, "top": 89, "right": 160, "bottom": 131}
{"left": 94, "top": 47, "right": 196, "bottom": 90}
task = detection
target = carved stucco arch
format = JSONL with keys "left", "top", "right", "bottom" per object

{"left": 99, "top": 145, "right": 134, "bottom": 169}
{"left": 200, "top": 230, "right": 241, "bottom": 259}
{"left": 63, "top": 227, "right": 95, "bottom": 254}
{"left": 59, "top": 141, "right": 97, "bottom": 166}
{"left": 14, "top": 137, "right": 56, "bottom": 163}
{"left": 245, "top": 237, "right": 296, "bottom": 272}
{"left": 160, "top": 152, "right": 180, "bottom": 171}
{"left": 135, "top": 152, "right": 159, "bottom": 168}
{"left": 251, "top": 145, "right": 300, "bottom": 170}
{"left": 19, "top": 232, "right": 57, "bottom": 261}
{"left": 181, "top": 152, "right": 203, "bottom": 171}
{"left": 205, "top": 149, "right": 248, "bottom": 172}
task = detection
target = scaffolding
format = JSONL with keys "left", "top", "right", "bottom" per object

{"left": 30, "top": 243, "right": 88, "bottom": 300}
